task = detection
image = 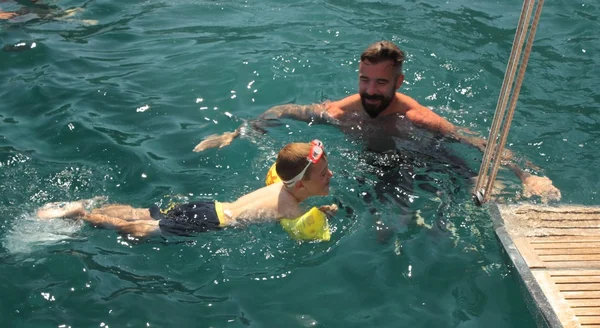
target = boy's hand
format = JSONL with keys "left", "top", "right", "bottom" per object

{"left": 319, "top": 204, "right": 338, "bottom": 217}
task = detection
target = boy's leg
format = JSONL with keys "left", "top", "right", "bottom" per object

{"left": 91, "top": 205, "right": 154, "bottom": 221}
{"left": 82, "top": 214, "right": 160, "bottom": 237}
{"left": 0, "top": 11, "right": 18, "bottom": 20}
{"left": 37, "top": 201, "right": 87, "bottom": 219}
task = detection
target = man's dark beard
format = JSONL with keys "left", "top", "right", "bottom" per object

{"left": 360, "top": 93, "right": 393, "bottom": 118}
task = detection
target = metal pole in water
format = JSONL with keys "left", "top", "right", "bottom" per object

{"left": 474, "top": 0, "right": 545, "bottom": 205}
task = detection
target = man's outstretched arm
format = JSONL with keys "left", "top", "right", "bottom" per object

{"left": 406, "top": 105, "right": 561, "bottom": 202}
{"left": 192, "top": 103, "right": 330, "bottom": 152}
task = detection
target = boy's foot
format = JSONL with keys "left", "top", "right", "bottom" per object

{"left": 37, "top": 196, "right": 108, "bottom": 219}
{"left": 37, "top": 201, "right": 87, "bottom": 219}
{"left": 60, "top": 7, "right": 84, "bottom": 18}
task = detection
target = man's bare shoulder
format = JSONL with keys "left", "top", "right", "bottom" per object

{"left": 395, "top": 92, "right": 422, "bottom": 110}
{"left": 330, "top": 94, "right": 361, "bottom": 110}
{"left": 397, "top": 95, "right": 456, "bottom": 134}
{"left": 327, "top": 94, "right": 362, "bottom": 119}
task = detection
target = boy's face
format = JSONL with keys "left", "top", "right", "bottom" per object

{"left": 303, "top": 157, "right": 333, "bottom": 196}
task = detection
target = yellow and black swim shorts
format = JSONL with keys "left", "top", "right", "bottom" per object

{"left": 149, "top": 201, "right": 225, "bottom": 236}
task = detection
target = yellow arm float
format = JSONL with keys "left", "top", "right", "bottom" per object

{"left": 265, "top": 163, "right": 282, "bottom": 185}
{"left": 265, "top": 163, "right": 330, "bottom": 241}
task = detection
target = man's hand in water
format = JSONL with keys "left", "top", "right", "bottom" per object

{"left": 522, "top": 175, "right": 561, "bottom": 203}
{"left": 319, "top": 204, "right": 338, "bottom": 217}
{"left": 193, "top": 130, "right": 240, "bottom": 152}
{"left": 0, "top": 11, "right": 18, "bottom": 20}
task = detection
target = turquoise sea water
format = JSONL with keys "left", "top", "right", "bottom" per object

{"left": 1, "top": 0, "right": 599, "bottom": 327}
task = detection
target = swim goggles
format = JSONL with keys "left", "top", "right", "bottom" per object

{"left": 283, "top": 139, "right": 325, "bottom": 187}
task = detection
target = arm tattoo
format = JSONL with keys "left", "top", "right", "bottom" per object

{"left": 249, "top": 103, "right": 330, "bottom": 134}
{"left": 258, "top": 104, "right": 328, "bottom": 123}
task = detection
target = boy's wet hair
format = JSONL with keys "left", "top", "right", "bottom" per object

{"left": 360, "top": 41, "right": 405, "bottom": 73}
{"left": 276, "top": 143, "right": 327, "bottom": 182}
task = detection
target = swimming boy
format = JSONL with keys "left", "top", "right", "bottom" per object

{"left": 0, "top": 0, "right": 97, "bottom": 26}
{"left": 36, "top": 140, "right": 337, "bottom": 239}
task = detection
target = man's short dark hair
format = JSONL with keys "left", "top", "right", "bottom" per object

{"left": 360, "top": 41, "right": 405, "bottom": 73}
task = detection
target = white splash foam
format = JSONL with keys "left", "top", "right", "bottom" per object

{"left": 136, "top": 104, "right": 150, "bottom": 112}
{"left": 2, "top": 213, "right": 84, "bottom": 255}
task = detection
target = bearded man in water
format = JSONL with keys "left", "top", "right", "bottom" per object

{"left": 193, "top": 40, "right": 560, "bottom": 203}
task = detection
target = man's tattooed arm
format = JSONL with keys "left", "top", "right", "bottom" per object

{"left": 256, "top": 103, "right": 331, "bottom": 124}
{"left": 193, "top": 103, "right": 331, "bottom": 152}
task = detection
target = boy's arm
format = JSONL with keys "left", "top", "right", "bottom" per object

{"left": 279, "top": 200, "right": 305, "bottom": 219}
{"left": 193, "top": 103, "right": 330, "bottom": 152}
{"left": 318, "top": 204, "right": 338, "bottom": 217}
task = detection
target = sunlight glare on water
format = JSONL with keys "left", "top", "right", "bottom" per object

{"left": 1, "top": 0, "right": 599, "bottom": 326}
